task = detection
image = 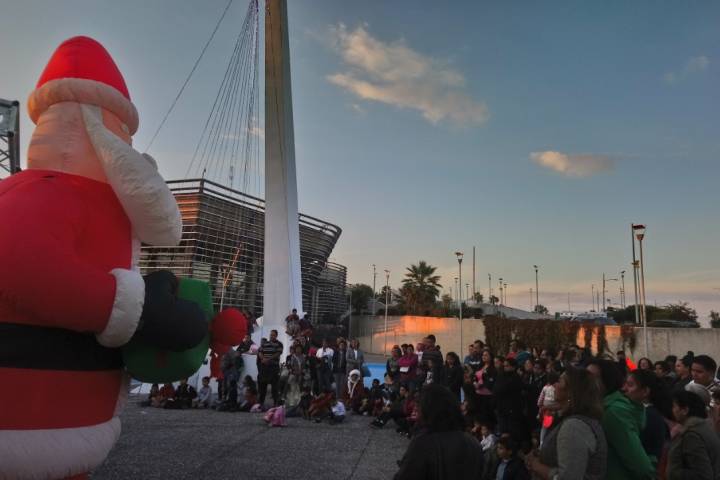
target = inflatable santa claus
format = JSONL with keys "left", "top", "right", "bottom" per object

{"left": 0, "top": 36, "right": 210, "bottom": 479}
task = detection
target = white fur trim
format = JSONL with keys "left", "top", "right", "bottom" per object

{"left": 96, "top": 268, "right": 144, "bottom": 348}
{"left": 28, "top": 77, "right": 139, "bottom": 134}
{"left": 81, "top": 104, "right": 183, "bottom": 246}
{"left": 0, "top": 417, "right": 121, "bottom": 480}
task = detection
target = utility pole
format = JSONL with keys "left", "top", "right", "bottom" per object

{"left": 591, "top": 284, "right": 595, "bottom": 311}
{"left": 602, "top": 273, "right": 606, "bottom": 313}
{"left": 488, "top": 274, "right": 492, "bottom": 304}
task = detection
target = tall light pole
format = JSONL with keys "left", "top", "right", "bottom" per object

{"left": 455, "top": 251, "right": 464, "bottom": 351}
{"left": 498, "top": 278, "right": 503, "bottom": 306}
{"left": 384, "top": 269, "right": 390, "bottom": 356}
{"left": 533, "top": 265, "right": 539, "bottom": 311}
{"left": 631, "top": 224, "right": 641, "bottom": 325}
{"left": 620, "top": 270, "right": 626, "bottom": 308}
{"left": 529, "top": 288, "right": 533, "bottom": 311}
{"left": 472, "top": 246, "right": 476, "bottom": 301}
{"left": 488, "top": 274, "right": 492, "bottom": 305}
{"left": 591, "top": 284, "right": 595, "bottom": 311}
{"left": 504, "top": 282, "right": 508, "bottom": 306}
{"left": 372, "top": 264, "right": 377, "bottom": 317}
{"left": 567, "top": 292, "right": 571, "bottom": 312}
{"left": 635, "top": 225, "right": 649, "bottom": 357}
{"left": 466, "top": 283, "right": 470, "bottom": 303}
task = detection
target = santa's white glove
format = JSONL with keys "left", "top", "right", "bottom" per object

{"left": 81, "top": 104, "right": 182, "bottom": 246}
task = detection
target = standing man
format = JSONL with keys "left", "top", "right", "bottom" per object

{"left": 686, "top": 355, "right": 720, "bottom": 406}
{"left": 316, "top": 338, "right": 335, "bottom": 393}
{"left": 258, "top": 329, "right": 284, "bottom": 407}
{"left": 333, "top": 340, "right": 348, "bottom": 398}
{"left": 347, "top": 339, "right": 365, "bottom": 376}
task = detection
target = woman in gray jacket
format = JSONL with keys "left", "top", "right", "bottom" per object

{"left": 667, "top": 390, "right": 720, "bottom": 480}
{"left": 526, "top": 368, "right": 607, "bottom": 480}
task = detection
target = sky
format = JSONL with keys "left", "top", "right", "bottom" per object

{"left": 2, "top": 1, "right": 719, "bottom": 323}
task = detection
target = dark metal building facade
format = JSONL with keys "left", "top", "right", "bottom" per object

{"left": 139, "top": 178, "right": 347, "bottom": 324}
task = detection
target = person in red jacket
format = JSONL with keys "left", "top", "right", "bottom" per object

{"left": 0, "top": 36, "right": 206, "bottom": 479}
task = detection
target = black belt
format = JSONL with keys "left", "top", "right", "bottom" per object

{"left": 0, "top": 323, "right": 123, "bottom": 371}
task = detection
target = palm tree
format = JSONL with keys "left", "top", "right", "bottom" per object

{"left": 400, "top": 261, "right": 442, "bottom": 314}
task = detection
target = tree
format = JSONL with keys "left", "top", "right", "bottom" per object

{"left": 608, "top": 304, "right": 661, "bottom": 324}
{"left": 473, "top": 292, "right": 484, "bottom": 303}
{"left": 441, "top": 294, "right": 453, "bottom": 310}
{"left": 489, "top": 295, "right": 499, "bottom": 305}
{"left": 399, "top": 260, "right": 442, "bottom": 315}
{"left": 378, "top": 285, "right": 393, "bottom": 304}
{"left": 348, "top": 283, "right": 373, "bottom": 314}
{"left": 534, "top": 304, "right": 549, "bottom": 314}
{"left": 650, "top": 302, "right": 698, "bottom": 324}
{"left": 710, "top": 310, "right": 720, "bottom": 328}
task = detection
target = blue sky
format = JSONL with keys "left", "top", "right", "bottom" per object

{"left": 2, "top": 1, "right": 719, "bottom": 320}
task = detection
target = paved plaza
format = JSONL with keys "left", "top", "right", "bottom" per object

{"left": 91, "top": 397, "right": 408, "bottom": 480}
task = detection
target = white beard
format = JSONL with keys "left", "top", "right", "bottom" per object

{"left": 81, "top": 104, "right": 182, "bottom": 246}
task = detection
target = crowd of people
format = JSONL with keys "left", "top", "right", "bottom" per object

{"left": 140, "top": 310, "right": 720, "bottom": 479}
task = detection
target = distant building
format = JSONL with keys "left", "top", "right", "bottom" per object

{"left": 139, "top": 178, "right": 347, "bottom": 324}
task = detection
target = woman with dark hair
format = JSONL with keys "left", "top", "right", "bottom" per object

{"left": 526, "top": 368, "right": 607, "bottom": 480}
{"left": 444, "top": 352, "right": 464, "bottom": 400}
{"left": 622, "top": 368, "right": 671, "bottom": 471}
{"left": 394, "top": 384, "right": 484, "bottom": 480}
{"left": 586, "top": 359, "right": 654, "bottom": 480}
{"left": 474, "top": 348, "right": 497, "bottom": 423}
{"left": 673, "top": 353, "right": 694, "bottom": 393}
{"left": 637, "top": 357, "right": 653, "bottom": 371}
{"left": 398, "top": 343, "right": 418, "bottom": 391}
{"left": 667, "top": 390, "right": 720, "bottom": 479}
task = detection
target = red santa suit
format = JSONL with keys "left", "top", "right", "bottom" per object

{"left": 0, "top": 37, "right": 182, "bottom": 479}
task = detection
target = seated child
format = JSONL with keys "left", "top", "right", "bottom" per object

{"left": 494, "top": 437, "right": 530, "bottom": 480}
{"left": 329, "top": 396, "right": 346, "bottom": 424}
{"left": 155, "top": 383, "right": 175, "bottom": 408}
{"left": 193, "top": 376, "right": 212, "bottom": 408}
{"left": 174, "top": 378, "right": 197, "bottom": 409}
{"left": 238, "top": 375, "right": 259, "bottom": 412}
{"left": 140, "top": 383, "right": 159, "bottom": 407}
{"left": 308, "top": 389, "right": 334, "bottom": 421}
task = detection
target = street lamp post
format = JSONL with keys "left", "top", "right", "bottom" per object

{"left": 529, "top": 288, "right": 533, "bottom": 311}
{"left": 631, "top": 224, "right": 641, "bottom": 325}
{"left": 455, "top": 251, "right": 464, "bottom": 351}
{"left": 533, "top": 265, "right": 539, "bottom": 311}
{"left": 499, "top": 278, "right": 503, "bottom": 306}
{"left": 591, "top": 284, "right": 595, "bottom": 311}
{"left": 602, "top": 274, "right": 618, "bottom": 312}
{"left": 488, "top": 274, "right": 492, "bottom": 305}
{"left": 620, "top": 270, "right": 626, "bottom": 308}
{"left": 372, "top": 264, "right": 377, "bottom": 318}
{"left": 504, "top": 282, "right": 508, "bottom": 306}
{"left": 634, "top": 226, "right": 649, "bottom": 357}
{"left": 383, "top": 269, "right": 390, "bottom": 356}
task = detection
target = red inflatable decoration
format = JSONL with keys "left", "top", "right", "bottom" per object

{"left": 0, "top": 37, "right": 184, "bottom": 479}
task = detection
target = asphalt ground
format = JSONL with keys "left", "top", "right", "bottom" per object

{"left": 91, "top": 396, "right": 408, "bottom": 480}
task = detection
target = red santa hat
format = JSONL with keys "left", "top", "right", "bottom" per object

{"left": 27, "top": 36, "right": 139, "bottom": 135}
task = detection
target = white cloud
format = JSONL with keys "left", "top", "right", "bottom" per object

{"left": 530, "top": 151, "right": 614, "bottom": 178}
{"left": 663, "top": 55, "right": 710, "bottom": 84}
{"left": 324, "top": 23, "right": 488, "bottom": 126}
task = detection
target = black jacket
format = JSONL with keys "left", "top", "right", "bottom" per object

{"left": 493, "top": 371, "right": 523, "bottom": 416}
{"left": 394, "top": 431, "right": 484, "bottom": 480}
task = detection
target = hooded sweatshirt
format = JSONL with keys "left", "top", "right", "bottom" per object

{"left": 601, "top": 390, "right": 655, "bottom": 480}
